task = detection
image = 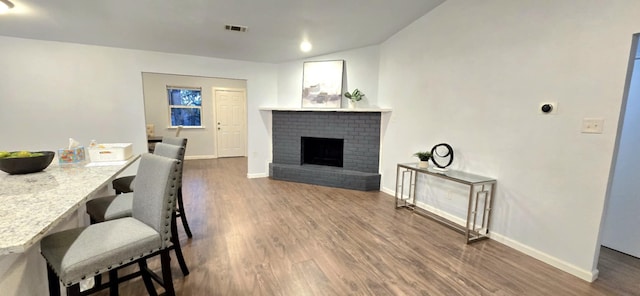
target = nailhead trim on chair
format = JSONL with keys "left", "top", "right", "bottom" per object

{"left": 47, "top": 158, "right": 181, "bottom": 288}
{"left": 54, "top": 248, "right": 159, "bottom": 287}
{"left": 49, "top": 244, "right": 174, "bottom": 287}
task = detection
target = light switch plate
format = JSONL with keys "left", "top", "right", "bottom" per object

{"left": 582, "top": 118, "right": 604, "bottom": 134}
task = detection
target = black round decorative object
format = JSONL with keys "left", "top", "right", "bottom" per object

{"left": 430, "top": 143, "right": 454, "bottom": 169}
{"left": 0, "top": 151, "right": 55, "bottom": 174}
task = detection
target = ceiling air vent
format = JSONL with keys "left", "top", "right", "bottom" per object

{"left": 225, "top": 24, "right": 248, "bottom": 32}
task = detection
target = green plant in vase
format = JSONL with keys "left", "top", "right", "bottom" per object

{"left": 413, "top": 151, "right": 432, "bottom": 168}
{"left": 344, "top": 89, "right": 365, "bottom": 108}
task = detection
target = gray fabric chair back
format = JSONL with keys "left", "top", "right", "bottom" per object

{"left": 129, "top": 143, "right": 183, "bottom": 191}
{"left": 152, "top": 143, "right": 183, "bottom": 210}
{"left": 161, "top": 137, "right": 187, "bottom": 187}
{"left": 132, "top": 153, "right": 179, "bottom": 248}
{"left": 162, "top": 137, "right": 187, "bottom": 160}
{"left": 154, "top": 143, "right": 183, "bottom": 160}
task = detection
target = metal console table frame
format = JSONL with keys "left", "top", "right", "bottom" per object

{"left": 395, "top": 163, "right": 496, "bottom": 244}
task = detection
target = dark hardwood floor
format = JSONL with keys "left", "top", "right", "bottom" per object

{"left": 99, "top": 157, "right": 640, "bottom": 295}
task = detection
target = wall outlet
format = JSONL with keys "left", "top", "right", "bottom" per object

{"left": 582, "top": 118, "right": 604, "bottom": 134}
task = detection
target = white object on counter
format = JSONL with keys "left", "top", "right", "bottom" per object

{"left": 88, "top": 143, "right": 133, "bottom": 162}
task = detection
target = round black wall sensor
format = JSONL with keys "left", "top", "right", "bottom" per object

{"left": 541, "top": 104, "right": 553, "bottom": 113}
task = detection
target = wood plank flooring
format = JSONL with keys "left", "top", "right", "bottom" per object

{"left": 98, "top": 157, "right": 640, "bottom": 295}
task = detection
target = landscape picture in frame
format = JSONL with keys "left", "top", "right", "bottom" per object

{"left": 302, "top": 60, "right": 344, "bottom": 108}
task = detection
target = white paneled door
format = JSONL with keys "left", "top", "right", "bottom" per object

{"left": 215, "top": 88, "right": 246, "bottom": 157}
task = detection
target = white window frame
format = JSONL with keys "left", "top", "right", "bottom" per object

{"left": 167, "top": 86, "right": 203, "bottom": 128}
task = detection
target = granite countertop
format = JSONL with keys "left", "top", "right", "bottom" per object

{"left": 0, "top": 156, "right": 139, "bottom": 255}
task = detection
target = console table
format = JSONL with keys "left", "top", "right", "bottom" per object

{"left": 394, "top": 163, "right": 496, "bottom": 244}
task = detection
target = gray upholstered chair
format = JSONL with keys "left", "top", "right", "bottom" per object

{"left": 40, "top": 153, "right": 178, "bottom": 296}
{"left": 159, "top": 137, "right": 193, "bottom": 238}
{"left": 86, "top": 143, "right": 189, "bottom": 276}
{"left": 112, "top": 137, "right": 193, "bottom": 238}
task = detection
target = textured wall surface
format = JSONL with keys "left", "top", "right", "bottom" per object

{"left": 270, "top": 111, "right": 381, "bottom": 190}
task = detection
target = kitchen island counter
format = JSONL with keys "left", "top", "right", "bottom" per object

{"left": 0, "top": 156, "right": 139, "bottom": 255}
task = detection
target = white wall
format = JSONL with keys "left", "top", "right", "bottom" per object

{"left": 0, "top": 35, "right": 277, "bottom": 294}
{"left": 142, "top": 72, "right": 247, "bottom": 158}
{"left": 268, "top": 45, "right": 384, "bottom": 177}
{"left": 377, "top": 0, "right": 640, "bottom": 281}
{"left": 277, "top": 45, "right": 381, "bottom": 108}
{"left": 0, "top": 38, "right": 148, "bottom": 155}
{"left": 601, "top": 42, "right": 640, "bottom": 257}
{"left": 0, "top": 36, "right": 277, "bottom": 177}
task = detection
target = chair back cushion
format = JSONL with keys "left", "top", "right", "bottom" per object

{"left": 161, "top": 137, "right": 187, "bottom": 187}
{"left": 127, "top": 143, "right": 183, "bottom": 191}
{"left": 162, "top": 137, "right": 187, "bottom": 160}
{"left": 154, "top": 143, "right": 183, "bottom": 160}
{"left": 132, "top": 153, "right": 179, "bottom": 248}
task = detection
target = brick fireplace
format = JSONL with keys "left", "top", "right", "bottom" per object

{"left": 269, "top": 110, "right": 382, "bottom": 191}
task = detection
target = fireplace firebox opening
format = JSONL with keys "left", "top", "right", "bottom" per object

{"left": 301, "top": 137, "right": 344, "bottom": 167}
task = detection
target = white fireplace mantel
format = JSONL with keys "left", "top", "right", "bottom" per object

{"left": 259, "top": 106, "right": 392, "bottom": 113}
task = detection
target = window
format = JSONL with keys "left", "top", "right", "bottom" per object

{"left": 168, "top": 87, "right": 202, "bottom": 127}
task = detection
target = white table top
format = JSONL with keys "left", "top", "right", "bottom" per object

{"left": 0, "top": 156, "right": 139, "bottom": 255}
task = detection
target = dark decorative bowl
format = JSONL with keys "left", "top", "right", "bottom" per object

{"left": 0, "top": 151, "right": 55, "bottom": 175}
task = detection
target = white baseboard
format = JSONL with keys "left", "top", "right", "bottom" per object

{"left": 184, "top": 155, "right": 217, "bottom": 160}
{"left": 415, "top": 201, "right": 466, "bottom": 226}
{"left": 380, "top": 186, "right": 597, "bottom": 282}
{"left": 383, "top": 185, "right": 466, "bottom": 225}
{"left": 489, "top": 232, "right": 598, "bottom": 282}
{"left": 380, "top": 186, "right": 395, "bottom": 196}
{"left": 247, "top": 173, "right": 268, "bottom": 179}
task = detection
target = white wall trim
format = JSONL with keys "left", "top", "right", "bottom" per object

{"left": 381, "top": 186, "right": 467, "bottom": 226}
{"left": 381, "top": 185, "right": 598, "bottom": 282}
{"left": 489, "top": 232, "right": 599, "bottom": 282}
{"left": 185, "top": 155, "right": 217, "bottom": 160}
{"left": 247, "top": 173, "right": 268, "bottom": 179}
{"left": 380, "top": 186, "right": 395, "bottom": 197}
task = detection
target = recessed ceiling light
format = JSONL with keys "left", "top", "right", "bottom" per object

{"left": 0, "top": 0, "right": 14, "bottom": 13}
{"left": 300, "top": 41, "right": 312, "bottom": 52}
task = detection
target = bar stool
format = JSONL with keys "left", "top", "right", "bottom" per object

{"left": 86, "top": 143, "right": 189, "bottom": 276}
{"left": 112, "top": 137, "right": 193, "bottom": 238}
{"left": 40, "top": 154, "right": 179, "bottom": 296}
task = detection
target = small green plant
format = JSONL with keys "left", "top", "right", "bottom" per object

{"left": 413, "top": 151, "right": 432, "bottom": 161}
{"left": 344, "top": 89, "right": 365, "bottom": 102}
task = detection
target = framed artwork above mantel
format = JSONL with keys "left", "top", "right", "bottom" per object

{"left": 301, "top": 60, "right": 344, "bottom": 109}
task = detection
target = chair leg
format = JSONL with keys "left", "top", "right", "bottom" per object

{"left": 161, "top": 250, "right": 176, "bottom": 296}
{"left": 172, "top": 212, "right": 190, "bottom": 276}
{"left": 47, "top": 265, "right": 61, "bottom": 296}
{"left": 176, "top": 188, "right": 193, "bottom": 238}
{"left": 108, "top": 269, "right": 119, "bottom": 296}
{"left": 139, "top": 259, "right": 158, "bottom": 296}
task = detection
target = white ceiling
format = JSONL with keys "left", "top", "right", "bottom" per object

{"left": 0, "top": 0, "right": 445, "bottom": 63}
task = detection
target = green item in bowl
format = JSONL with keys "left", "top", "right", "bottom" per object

{"left": 0, "top": 151, "right": 55, "bottom": 174}
{"left": 1, "top": 151, "right": 44, "bottom": 158}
